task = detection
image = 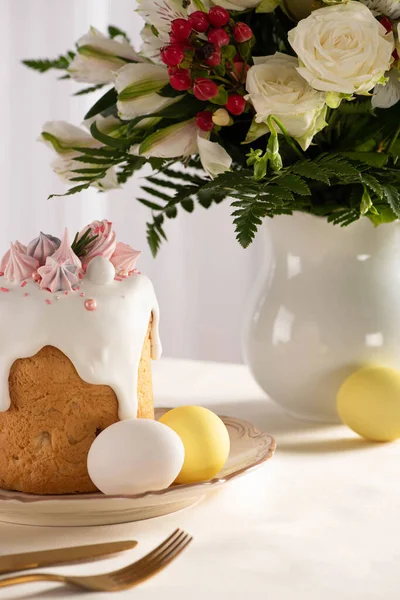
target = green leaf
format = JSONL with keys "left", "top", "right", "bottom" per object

{"left": 108, "top": 25, "right": 130, "bottom": 42}
{"left": 182, "top": 199, "right": 195, "bottom": 212}
{"left": 166, "top": 205, "right": 178, "bottom": 218}
{"left": 361, "top": 174, "right": 383, "bottom": 199}
{"left": 74, "top": 84, "right": 104, "bottom": 96}
{"left": 138, "top": 198, "right": 165, "bottom": 210}
{"left": 221, "top": 45, "right": 236, "bottom": 60}
{"left": 278, "top": 174, "right": 311, "bottom": 195}
{"left": 368, "top": 205, "right": 397, "bottom": 226}
{"left": 340, "top": 152, "right": 389, "bottom": 169}
{"left": 118, "top": 78, "right": 166, "bottom": 101}
{"left": 90, "top": 122, "right": 132, "bottom": 148}
{"left": 292, "top": 161, "right": 330, "bottom": 184}
{"left": 360, "top": 185, "right": 372, "bottom": 216}
{"left": 84, "top": 88, "right": 118, "bottom": 120}
{"left": 210, "top": 86, "right": 229, "bottom": 106}
{"left": 382, "top": 184, "right": 400, "bottom": 218}
{"left": 22, "top": 53, "right": 74, "bottom": 73}
{"left": 141, "top": 186, "right": 171, "bottom": 202}
{"left": 158, "top": 84, "right": 184, "bottom": 98}
{"left": 48, "top": 182, "right": 91, "bottom": 199}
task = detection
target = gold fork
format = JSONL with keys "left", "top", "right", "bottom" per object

{"left": 0, "top": 529, "right": 192, "bottom": 592}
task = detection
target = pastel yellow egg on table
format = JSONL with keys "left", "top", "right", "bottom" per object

{"left": 337, "top": 366, "right": 400, "bottom": 442}
{"left": 159, "top": 406, "right": 230, "bottom": 484}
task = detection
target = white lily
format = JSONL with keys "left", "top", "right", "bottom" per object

{"left": 68, "top": 27, "right": 141, "bottom": 84}
{"left": 132, "top": 119, "right": 232, "bottom": 178}
{"left": 213, "top": 0, "right": 279, "bottom": 11}
{"left": 51, "top": 157, "right": 119, "bottom": 190}
{"left": 140, "top": 24, "right": 164, "bottom": 63}
{"left": 360, "top": 0, "right": 400, "bottom": 18}
{"left": 136, "top": 120, "right": 199, "bottom": 158}
{"left": 115, "top": 63, "right": 181, "bottom": 121}
{"left": 372, "top": 68, "right": 400, "bottom": 108}
{"left": 197, "top": 136, "right": 232, "bottom": 178}
{"left": 137, "top": 0, "right": 191, "bottom": 38}
{"left": 40, "top": 121, "right": 101, "bottom": 159}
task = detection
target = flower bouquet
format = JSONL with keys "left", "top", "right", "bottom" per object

{"left": 25, "top": 0, "right": 400, "bottom": 255}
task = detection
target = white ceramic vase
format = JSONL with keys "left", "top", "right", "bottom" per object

{"left": 243, "top": 213, "right": 400, "bottom": 422}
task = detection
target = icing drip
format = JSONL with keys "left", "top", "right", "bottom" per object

{"left": 1, "top": 243, "right": 39, "bottom": 283}
{"left": 52, "top": 228, "right": 82, "bottom": 269}
{"left": 110, "top": 242, "right": 142, "bottom": 273}
{"left": 78, "top": 220, "right": 117, "bottom": 267}
{"left": 38, "top": 257, "right": 80, "bottom": 293}
{"left": 27, "top": 232, "right": 61, "bottom": 266}
{"left": 0, "top": 274, "right": 162, "bottom": 420}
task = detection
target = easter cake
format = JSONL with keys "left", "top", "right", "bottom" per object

{"left": 0, "top": 220, "right": 161, "bottom": 495}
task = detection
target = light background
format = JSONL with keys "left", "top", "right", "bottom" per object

{"left": 0, "top": 0, "right": 264, "bottom": 362}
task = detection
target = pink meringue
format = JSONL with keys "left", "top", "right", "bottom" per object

{"left": 27, "top": 232, "right": 61, "bottom": 266}
{"left": 110, "top": 242, "right": 141, "bottom": 273}
{"left": 1, "top": 242, "right": 39, "bottom": 283}
{"left": 38, "top": 256, "right": 80, "bottom": 293}
{"left": 0, "top": 241, "right": 27, "bottom": 272}
{"left": 78, "top": 220, "right": 117, "bottom": 267}
{"left": 51, "top": 228, "right": 82, "bottom": 269}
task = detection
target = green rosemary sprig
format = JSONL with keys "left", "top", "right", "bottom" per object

{"left": 71, "top": 228, "right": 98, "bottom": 257}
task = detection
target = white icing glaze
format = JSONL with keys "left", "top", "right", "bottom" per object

{"left": 0, "top": 274, "right": 161, "bottom": 420}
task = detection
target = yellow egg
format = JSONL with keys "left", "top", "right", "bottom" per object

{"left": 337, "top": 366, "right": 400, "bottom": 442}
{"left": 159, "top": 406, "right": 230, "bottom": 484}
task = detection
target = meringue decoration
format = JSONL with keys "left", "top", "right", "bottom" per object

{"left": 51, "top": 228, "right": 82, "bottom": 270}
{"left": 27, "top": 232, "right": 61, "bottom": 266}
{"left": 78, "top": 220, "right": 117, "bottom": 267}
{"left": 110, "top": 242, "right": 142, "bottom": 273}
{"left": 0, "top": 241, "right": 27, "bottom": 273}
{"left": 1, "top": 242, "right": 39, "bottom": 283}
{"left": 38, "top": 256, "right": 80, "bottom": 293}
{"left": 86, "top": 256, "right": 115, "bottom": 285}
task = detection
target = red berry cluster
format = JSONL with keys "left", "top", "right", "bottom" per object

{"left": 160, "top": 7, "right": 253, "bottom": 131}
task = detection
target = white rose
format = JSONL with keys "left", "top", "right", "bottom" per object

{"left": 288, "top": 2, "right": 394, "bottom": 96}
{"left": 360, "top": 0, "right": 400, "bottom": 18}
{"left": 68, "top": 27, "right": 142, "bottom": 84}
{"left": 115, "top": 63, "right": 182, "bottom": 121}
{"left": 245, "top": 53, "right": 327, "bottom": 150}
{"left": 40, "top": 121, "right": 101, "bottom": 159}
{"left": 51, "top": 157, "right": 118, "bottom": 190}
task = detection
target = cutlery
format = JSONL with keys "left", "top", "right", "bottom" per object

{"left": 0, "top": 540, "right": 137, "bottom": 575}
{"left": 0, "top": 529, "right": 192, "bottom": 592}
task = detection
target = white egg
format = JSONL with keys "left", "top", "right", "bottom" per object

{"left": 86, "top": 256, "right": 115, "bottom": 285}
{"left": 87, "top": 419, "right": 185, "bottom": 495}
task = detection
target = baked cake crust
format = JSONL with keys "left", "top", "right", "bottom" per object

{"left": 0, "top": 325, "right": 154, "bottom": 495}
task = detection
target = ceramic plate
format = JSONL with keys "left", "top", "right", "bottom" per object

{"left": 0, "top": 409, "right": 276, "bottom": 527}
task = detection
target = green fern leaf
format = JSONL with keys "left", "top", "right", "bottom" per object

{"left": 382, "top": 184, "right": 400, "bottom": 218}
{"left": 137, "top": 198, "right": 165, "bottom": 210}
{"left": 278, "top": 174, "right": 311, "bottom": 195}
{"left": 361, "top": 174, "right": 383, "bottom": 199}
{"left": 292, "top": 161, "right": 330, "bottom": 184}
{"left": 48, "top": 182, "right": 91, "bottom": 199}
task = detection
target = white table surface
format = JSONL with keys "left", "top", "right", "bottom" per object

{"left": 0, "top": 358, "right": 399, "bottom": 600}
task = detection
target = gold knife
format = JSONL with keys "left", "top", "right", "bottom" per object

{"left": 0, "top": 540, "right": 137, "bottom": 575}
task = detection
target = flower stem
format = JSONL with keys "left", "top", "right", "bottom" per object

{"left": 387, "top": 123, "right": 400, "bottom": 154}
{"left": 270, "top": 116, "right": 305, "bottom": 159}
